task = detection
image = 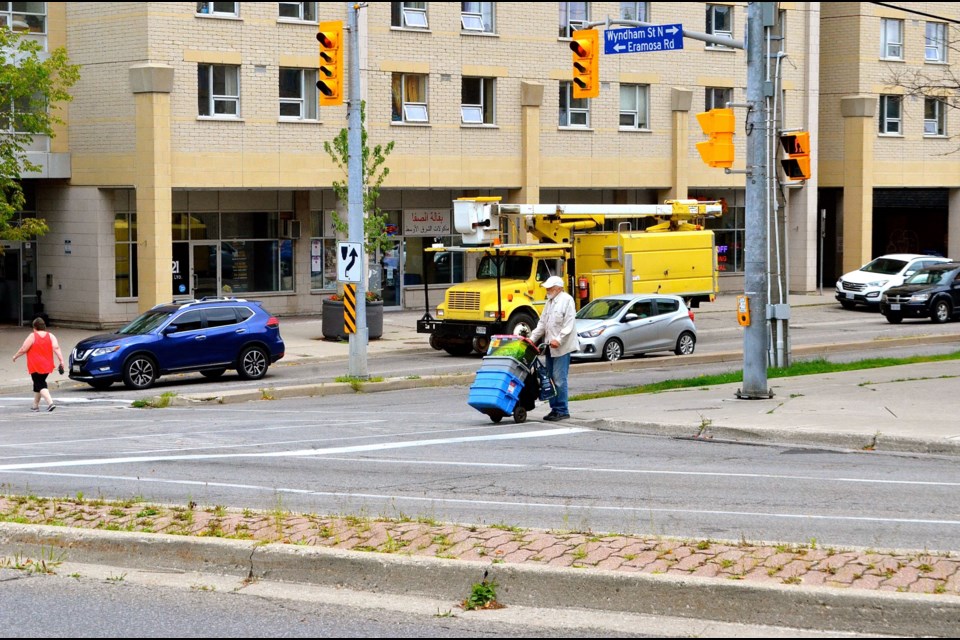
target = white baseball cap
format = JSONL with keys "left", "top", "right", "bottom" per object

{"left": 541, "top": 276, "right": 565, "bottom": 289}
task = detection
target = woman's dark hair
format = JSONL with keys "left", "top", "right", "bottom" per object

{"left": 32, "top": 317, "right": 46, "bottom": 331}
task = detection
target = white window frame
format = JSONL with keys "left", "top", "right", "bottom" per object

{"left": 461, "top": 2, "right": 493, "bottom": 33}
{"left": 560, "top": 2, "right": 589, "bottom": 39}
{"left": 196, "top": 2, "right": 239, "bottom": 17}
{"left": 619, "top": 2, "right": 648, "bottom": 23}
{"left": 396, "top": 2, "right": 428, "bottom": 29}
{"left": 706, "top": 4, "right": 733, "bottom": 48}
{"left": 925, "top": 22, "right": 947, "bottom": 63}
{"left": 279, "top": 68, "right": 318, "bottom": 121}
{"left": 198, "top": 64, "right": 240, "bottom": 118}
{"left": 879, "top": 95, "right": 902, "bottom": 135}
{"left": 559, "top": 82, "right": 590, "bottom": 128}
{"left": 278, "top": 2, "right": 316, "bottom": 22}
{"left": 393, "top": 73, "right": 429, "bottom": 123}
{"left": 619, "top": 84, "right": 649, "bottom": 129}
{"left": 881, "top": 18, "right": 903, "bottom": 60}
{"left": 705, "top": 87, "right": 732, "bottom": 111}
{"left": 924, "top": 98, "right": 947, "bottom": 136}
{"left": 461, "top": 77, "right": 495, "bottom": 125}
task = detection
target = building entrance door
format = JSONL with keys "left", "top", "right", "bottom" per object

{"left": 381, "top": 239, "right": 402, "bottom": 308}
{"left": 191, "top": 242, "right": 220, "bottom": 299}
{"left": 0, "top": 246, "right": 20, "bottom": 324}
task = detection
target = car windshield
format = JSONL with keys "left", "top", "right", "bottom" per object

{"left": 117, "top": 309, "right": 173, "bottom": 335}
{"left": 577, "top": 299, "right": 628, "bottom": 320}
{"left": 904, "top": 269, "right": 952, "bottom": 286}
{"left": 477, "top": 255, "right": 533, "bottom": 280}
{"left": 861, "top": 258, "right": 907, "bottom": 275}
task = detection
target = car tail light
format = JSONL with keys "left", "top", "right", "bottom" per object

{"left": 688, "top": 309, "right": 695, "bottom": 322}
{"left": 266, "top": 316, "right": 279, "bottom": 329}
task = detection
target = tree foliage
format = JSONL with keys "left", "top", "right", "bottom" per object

{"left": 323, "top": 100, "right": 395, "bottom": 257}
{"left": 0, "top": 26, "right": 80, "bottom": 244}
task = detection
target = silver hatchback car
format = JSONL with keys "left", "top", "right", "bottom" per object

{"left": 572, "top": 294, "right": 697, "bottom": 362}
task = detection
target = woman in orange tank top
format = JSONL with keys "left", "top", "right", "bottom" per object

{"left": 12, "top": 317, "right": 65, "bottom": 412}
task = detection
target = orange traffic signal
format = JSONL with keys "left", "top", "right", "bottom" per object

{"left": 780, "top": 131, "right": 811, "bottom": 180}
{"left": 696, "top": 108, "right": 735, "bottom": 169}
{"left": 316, "top": 20, "right": 343, "bottom": 106}
{"left": 570, "top": 29, "right": 599, "bottom": 99}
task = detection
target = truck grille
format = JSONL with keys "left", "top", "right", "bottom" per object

{"left": 839, "top": 280, "right": 865, "bottom": 292}
{"left": 446, "top": 291, "right": 480, "bottom": 311}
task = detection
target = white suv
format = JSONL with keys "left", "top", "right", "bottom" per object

{"left": 836, "top": 253, "right": 951, "bottom": 310}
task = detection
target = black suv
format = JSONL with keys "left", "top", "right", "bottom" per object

{"left": 880, "top": 262, "right": 960, "bottom": 324}
{"left": 69, "top": 298, "right": 285, "bottom": 390}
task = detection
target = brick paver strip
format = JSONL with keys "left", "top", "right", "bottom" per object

{"left": 1, "top": 496, "right": 959, "bottom": 597}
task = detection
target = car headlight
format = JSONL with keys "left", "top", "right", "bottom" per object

{"left": 90, "top": 346, "right": 121, "bottom": 357}
{"left": 579, "top": 327, "right": 606, "bottom": 338}
{"left": 866, "top": 280, "right": 888, "bottom": 288}
{"left": 436, "top": 309, "right": 444, "bottom": 317}
{"left": 910, "top": 293, "right": 930, "bottom": 302}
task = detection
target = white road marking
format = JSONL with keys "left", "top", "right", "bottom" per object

{"left": 0, "top": 427, "right": 589, "bottom": 471}
{"left": 7, "top": 468, "right": 960, "bottom": 527}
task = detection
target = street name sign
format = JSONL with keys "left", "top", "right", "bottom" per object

{"left": 604, "top": 24, "right": 683, "bottom": 55}
{"left": 337, "top": 241, "right": 362, "bottom": 283}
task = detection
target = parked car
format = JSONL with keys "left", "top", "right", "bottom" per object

{"left": 880, "top": 262, "right": 960, "bottom": 324}
{"left": 69, "top": 298, "right": 285, "bottom": 390}
{"left": 572, "top": 294, "right": 696, "bottom": 362}
{"left": 836, "top": 253, "right": 950, "bottom": 310}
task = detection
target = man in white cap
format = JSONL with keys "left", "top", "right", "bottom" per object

{"left": 529, "top": 275, "right": 578, "bottom": 421}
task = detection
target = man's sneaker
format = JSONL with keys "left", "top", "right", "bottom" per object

{"left": 554, "top": 413, "right": 570, "bottom": 421}
{"left": 543, "top": 412, "right": 560, "bottom": 422}
{"left": 47, "top": 404, "right": 56, "bottom": 412}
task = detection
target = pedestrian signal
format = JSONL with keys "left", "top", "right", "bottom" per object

{"left": 780, "top": 131, "right": 811, "bottom": 181}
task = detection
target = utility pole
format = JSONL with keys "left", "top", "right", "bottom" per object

{"left": 346, "top": 2, "right": 368, "bottom": 378}
{"left": 737, "top": 2, "right": 772, "bottom": 399}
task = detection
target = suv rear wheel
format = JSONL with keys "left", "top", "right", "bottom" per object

{"left": 123, "top": 355, "right": 157, "bottom": 390}
{"left": 237, "top": 345, "right": 269, "bottom": 380}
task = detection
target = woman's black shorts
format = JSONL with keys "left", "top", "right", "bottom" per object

{"left": 31, "top": 372, "right": 49, "bottom": 393}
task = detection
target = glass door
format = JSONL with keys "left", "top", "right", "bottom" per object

{"left": 191, "top": 242, "right": 220, "bottom": 299}
{"left": 381, "top": 239, "right": 402, "bottom": 308}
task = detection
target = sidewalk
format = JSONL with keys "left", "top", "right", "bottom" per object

{"left": 3, "top": 292, "right": 960, "bottom": 635}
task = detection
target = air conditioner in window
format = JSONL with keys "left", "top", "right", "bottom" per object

{"left": 280, "top": 220, "right": 301, "bottom": 239}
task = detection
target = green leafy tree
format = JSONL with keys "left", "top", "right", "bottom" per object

{"left": 0, "top": 26, "right": 80, "bottom": 246}
{"left": 323, "top": 100, "right": 395, "bottom": 261}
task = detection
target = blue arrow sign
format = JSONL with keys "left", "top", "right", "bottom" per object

{"left": 604, "top": 24, "right": 683, "bottom": 55}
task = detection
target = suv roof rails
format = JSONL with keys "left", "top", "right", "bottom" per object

{"left": 161, "top": 297, "right": 248, "bottom": 309}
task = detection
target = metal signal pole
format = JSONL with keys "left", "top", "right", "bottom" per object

{"left": 346, "top": 2, "right": 368, "bottom": 378}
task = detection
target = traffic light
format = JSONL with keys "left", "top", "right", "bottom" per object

{"left": 316, "top": 20, "right": 343, "bottom": 106}
{"left": 780, "top": 131, "right": 811, "bottom": 180}
{"left": 695, "top": 108, "right": 735, "bottom": 169}
{"left": 570, "top": 29, "right": 599, "bottom": 99}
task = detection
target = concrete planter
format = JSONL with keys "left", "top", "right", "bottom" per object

{"left": 321, "top": 298, "right": 383, "bottom": 341}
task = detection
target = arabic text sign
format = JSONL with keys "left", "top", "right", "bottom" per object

{"left": 604, "top": 24, "right": 683, "bottom": 55}
{"left": 404, "top": 209, "right": 451, "bottom": 236}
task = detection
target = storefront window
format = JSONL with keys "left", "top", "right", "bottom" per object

{"left": 403, "top": 236, "right": 464, "bottom": 285}
{"left": 693, "top": 189, "right": 745, "bottom": 273}
{"left": 309, "top": 210, "right": 337, "bottom": 290}
{"left": 114, "top": 212, "right": 137, "bottom": 298}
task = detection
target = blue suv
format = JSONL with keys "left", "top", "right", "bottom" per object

{"left": 69, "top": 298, "right": 285, "bottom": 390}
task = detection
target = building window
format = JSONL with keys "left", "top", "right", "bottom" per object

{"left": 706, "top": 4, "right": 732, "bottom": 47}
{"left": 461, "top": 77, "right": 495, "bottom": 124}
{"left": 925, "top": 22, "right": 947, "bottom": 63}
{"left": 196, "top": 2, "right": 238, "bottom": 17}
{"left": 559, "top": 81, "right": 589, "bottom": 127}
{"left": 278, "top": 2, "right": 316, "bottom": 21}
{"left": 391, "top": 2, "right": 428, "bottom": 29}
{"left": 619, "top": 84, "right": 649, "bottom": 129}
{"left": 705, "top": 87, "right": 732, "bottom": 111}
{"left": 115, "top": 213, "right": 138, "bottom": 298}
{"left": 461, "top": 2, "right": 493, "bottom": 32}
{"left": 924, "top": 98, "right": 947, "bottom": 136}
{"left": 279, "top": 68, "right": 318, "bottom": 120}
{"left": 392, "top": 73, "right": 429, "bottom": 123}
{"left": 198, "top": 65, "right": 240, "bottom": 117}
{"left": 620, "top": 2, "right": 647, "bottom": 22}
{"left": 879, "top": 95, "right": 902, "bottom": 135}
{"left": 559, "top": 2, "right": 588, "bottom": 38}
{"left": 698, "top": 189, "right": 744, "bottom": 273}
{"left": 309, "top": 211, "right": 337, "bottom": 291}
{"left": 0, "top": 2, "right": 46, "bottom": 43}
{"left": 881, "top": 18, "right": 903, "bottom": 60}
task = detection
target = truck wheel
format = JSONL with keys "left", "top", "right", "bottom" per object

{"left": 507, "top": 312, "right": 536, "bottom": 337}
{"left": 472, "top": 336, "right": 491, "bottom": 354}
{"left": 428, "top": 334, "right": 444, "bottom": 351}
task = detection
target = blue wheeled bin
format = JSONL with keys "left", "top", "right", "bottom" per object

{"left": 467, "top": 335, "right": 541, "bottom": 423}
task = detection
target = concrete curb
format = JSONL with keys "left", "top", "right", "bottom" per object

{"left": 2, "top": 523, "right": 958, "bottom": 636}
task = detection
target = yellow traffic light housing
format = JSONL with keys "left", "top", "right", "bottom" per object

{"left": 695, "top": 108, "right": 735, "bottom": 169}
{"left": 780, "top": 131, "right": 811, "bottom": 181}
{"left": 570, "top": 29, "right": 599, "bottom": 99}
{"left": 316, "top": 20, "right": 343, "bottom": 106}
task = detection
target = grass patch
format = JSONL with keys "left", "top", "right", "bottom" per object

{"left": 571, "top": 351, "right": 960, "bottom": 401}
{"left": 131, "top": 392, "right": 177, "bottom": 409}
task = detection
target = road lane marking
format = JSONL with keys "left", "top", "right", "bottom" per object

{"left": 0, "top": 427, "right": 589, "bottom": 471}
{"left": 6, "top": 469, "right": 960, "bottom": 528}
